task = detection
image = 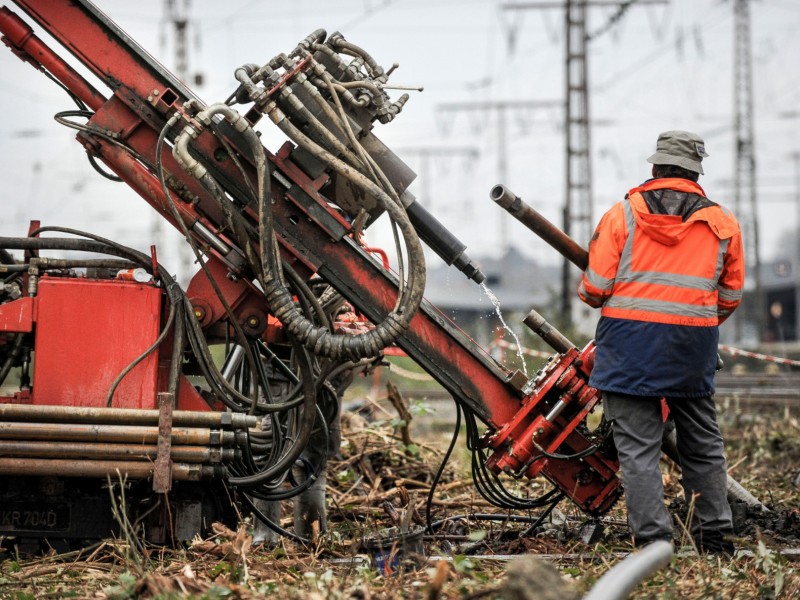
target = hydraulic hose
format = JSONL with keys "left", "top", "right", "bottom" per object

{"left": 172, "top": 100, "right": 426, "bottom": 362}
{"left": 227, "top": 339, "right": 317, "bottom": 486}
{"left": 157, "top": 115, "right": 264, "bottom": 414}
{"left": 263, "top": 107, "right": 426, "bottom": 360}
{"left": 327, "top": 33, "right": 386, "bottom": 82}
{"left": 0, "top": 237, "right": 151, "bottom": 270}
{"left": 0, "top": 333, "right": 24, "bottom": 387}
{"left": 274, "top": 81, "right": 374, "bottom": 180}
{"left": 0, "top": 258, "right": 140, "bottom": 271}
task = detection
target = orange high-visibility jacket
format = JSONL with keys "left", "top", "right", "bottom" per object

{"left": 579, "top": 178, "right": 744, "bottom": 327}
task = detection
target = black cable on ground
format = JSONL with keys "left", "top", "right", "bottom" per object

{"left": 239, "top": 493, "right": 310, "bottom": 546}
{"left": 426, "top": 400, "right": 462, "bottom": 534}
{"left": 427, "top": 505, "right": 565, "bottom": 533}
{"left": 521, "top": 492, "right": 566, "bottom": 538}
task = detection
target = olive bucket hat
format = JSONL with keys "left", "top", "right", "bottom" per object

{"left": 646, "top": 130, "right": 709, "bottom": 175}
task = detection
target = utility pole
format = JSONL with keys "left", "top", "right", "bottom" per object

{"left": 733, "top": 0, "right": 763, "bottom": 344}
{"left": 163, "top": 0, "right": 204, "bottom": 86}
{"left": 563, "top": 0, "right": 592, "bottom": 329}
{"left": 161, "top": 0, "right": 203, "bottom": 284}
{"left": 393, "top": 146, "right": 479, "bottom": 209}
{"left": 502, "top": 0, "right": 664, "bottom": 328}
{"left": 792, "top": 151, "right": 800, "bottom": 262}
{"left": 438, "top": 100, "right": 560, "bottom": 254}
{"left": 791, "top": 151, "right": 800, "bottom": 342}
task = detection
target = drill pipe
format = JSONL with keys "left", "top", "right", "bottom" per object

{"left": 490, "top": 184, "right": 588, "bottom": 270}
{"left": 0, "top": 440, "right": 237, "bottom": 463}
{"left": 0, "top": 458, "right": 223, "bottom": 481}
{"left": 0, "top": 421, "right": 242, "bottom": 446}
{"left": 0, "top": 404, "right": 257, "bottom": 430}
{"left": 523, "top": 309, "right": 576, "bottom": 355}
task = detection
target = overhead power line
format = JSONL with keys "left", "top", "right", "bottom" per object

{"left": 437, "top": 100, "right": 561, "bottom": 253}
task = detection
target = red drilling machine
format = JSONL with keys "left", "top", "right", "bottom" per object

{"left": 0, "top": 0, "right": 622, "bottom": 549}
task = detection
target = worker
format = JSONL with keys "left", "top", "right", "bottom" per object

{"left": 578, "top": 130, "right": 744, "bottom": 554}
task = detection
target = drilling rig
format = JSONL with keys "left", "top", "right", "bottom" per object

{"left": 0, "top": 0, "right": 625, "bottom": 548}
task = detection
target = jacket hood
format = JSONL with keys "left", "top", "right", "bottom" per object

{"left": 628, "top": 178, "right": 739, "bottom": 247}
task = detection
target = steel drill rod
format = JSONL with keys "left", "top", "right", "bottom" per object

{"left": 0, "top": 404, "right": 256, "bottom": 429}
{"left": 0, "top": 421, "right": 239, "bottom": 446}
{"left": 0, "top": 457, "right": 220, "bottom": 481}
{"left": 491, "top": 184, "right": 589, "bottom": 270}
{"left": 523, "top": 309, "right": 576, "bottom": 354}
{"left": 0, "top": 440, "right": 236, "bottom": 463}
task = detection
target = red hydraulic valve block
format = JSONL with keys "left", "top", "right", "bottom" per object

{"left": 481, "top": 310, "right": 621, "bottom": 514}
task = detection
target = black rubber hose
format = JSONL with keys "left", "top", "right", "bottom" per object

{"left": 0, "top": 237, "right": 151, "bottom": 265}
{"left": 426, "top": 400, "right": 462, "bottom": 534}
{"left": 156, "top": 118, "right": 262, "bottom": 413}
{"left": 0, "top": 334, "right": 24, "bottom": 387}
{"left": 227, "top": 339, "right": 317, "bottom": 486}
{"left": 240, "top": 493, "right": 310, "bottom": 546}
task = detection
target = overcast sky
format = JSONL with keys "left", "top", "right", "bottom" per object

{"left": 1, "top": 0, "right": 799, "bottom": 282}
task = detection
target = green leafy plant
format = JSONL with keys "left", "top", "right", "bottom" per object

{"left": 104, "top": 572, "right": 139, "bottom": 600}
{"left": 754, "top": 539, "right": 789, "bottom": 598}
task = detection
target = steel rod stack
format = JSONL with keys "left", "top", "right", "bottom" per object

{"left": 0, "top": 405, "right": 257, "bottom": 481}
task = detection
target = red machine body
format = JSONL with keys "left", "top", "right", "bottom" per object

{"left": 31, "top": 278, "right": 161, "bottom": 409}
{"left": 0, "top": 277, "right": 161, "bottom": 407}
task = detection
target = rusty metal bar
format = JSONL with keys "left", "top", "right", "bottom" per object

{"left": 0, "top": 421, "right": 242, "bottom": 446}
{"left": 153, "top": 392, "right": 175, "bottom": 493}
{"left": 491, "top": 184, "right": 589, "bottom": 270}
{"left": 0, "top": 457, "right": 222, "bottom": 480}
{"left": 0, "top": 404, "right": 256, "bottom": 429}
{"left": 0, "top": 440, "right": 236, "bottom": 463}
{"left": 523, "top": 309, "right": 576, "bottom": 355}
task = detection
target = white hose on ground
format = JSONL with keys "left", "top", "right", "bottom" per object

{"left": 583, "top": 540, "right": 674, "bottom": 600}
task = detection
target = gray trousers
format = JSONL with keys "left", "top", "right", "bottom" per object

{"left": 603, "top": 392, "right": 733, "bottom": 545}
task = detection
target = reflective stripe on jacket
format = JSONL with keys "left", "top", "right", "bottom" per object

{"left": 578, "top": 178, "right": 744, "bottom": 327}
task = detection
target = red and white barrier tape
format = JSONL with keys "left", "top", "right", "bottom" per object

{"left": 490, "top": 339, "right": 553, "bottom": 359}
{"left": 718, "top": 344, "right": 800, "bottom": 368}
{"left": 495, "top": 339, "right": 800, "bottom": 368}
{"left": 384, "top": 341, "right": 800, "bottom": 384}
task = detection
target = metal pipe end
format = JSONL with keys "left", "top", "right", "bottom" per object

{"left": 490, "top": 184, "right": 516, "bottom": 210}
{"left": 523, "top": 309, "right": 547, "bottom": 333}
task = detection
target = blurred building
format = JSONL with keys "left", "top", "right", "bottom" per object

{"left": 422, "top": 247, "right": 570, "bottom": 346}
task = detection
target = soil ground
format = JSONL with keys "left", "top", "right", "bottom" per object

{"left": 2, "top": 372, "right": 800, "bottom": 599}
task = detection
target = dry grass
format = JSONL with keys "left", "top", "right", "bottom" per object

{"left": 2, "top": 396, "right": 800, "bottom": 599}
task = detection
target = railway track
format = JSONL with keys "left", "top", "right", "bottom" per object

{"left": 385, "top": 371, "right": 800, "bottom": 415}
{"left": 714, "top": 372, "right": 800, "bottom": 410}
